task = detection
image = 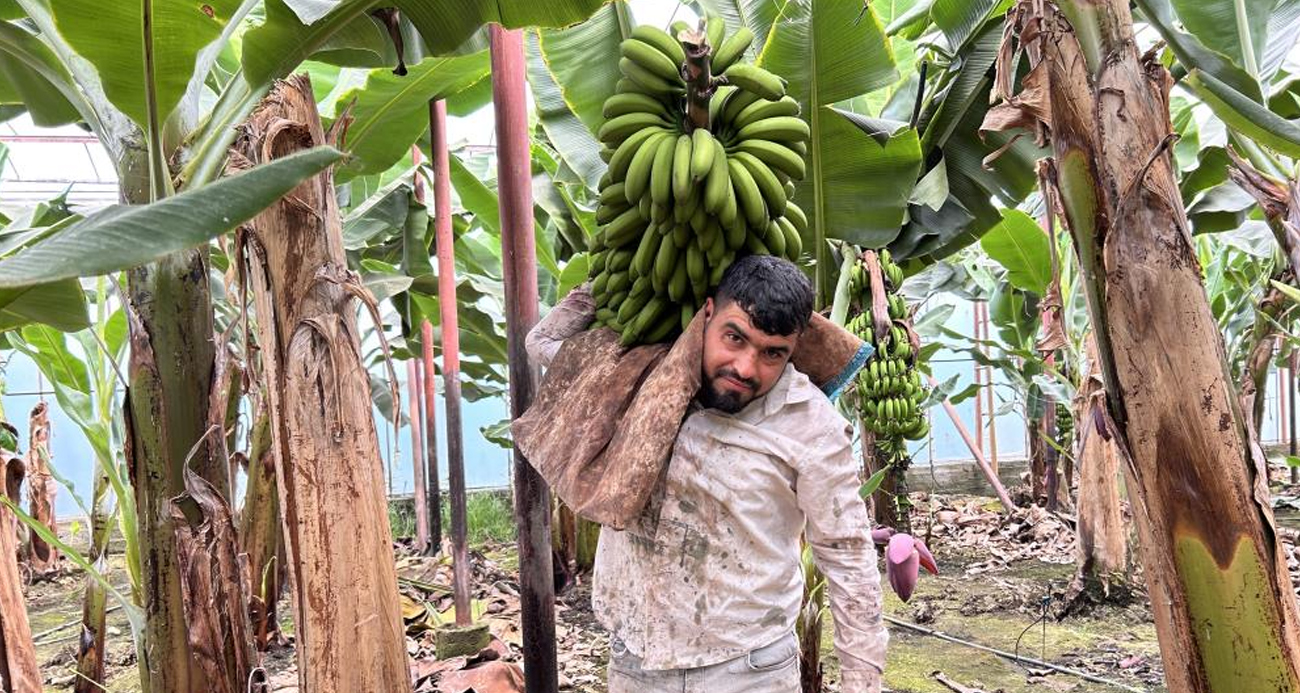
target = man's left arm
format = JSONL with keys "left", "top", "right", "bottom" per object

{"left": 797, "top": 421, "right": 889, "bottom": 693}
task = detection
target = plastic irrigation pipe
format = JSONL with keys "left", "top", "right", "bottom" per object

{"left": 883, "top": 615, "right": 1149, "bottom": 693}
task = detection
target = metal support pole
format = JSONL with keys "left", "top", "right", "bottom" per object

{"left": 430, "top": 98, "right": 471, "bottom": 623}
{"left": 406, "top": 359, "right": 429, "bottom": 552}
{"left": 491, "top": 25, "right": 558, "bottom": 692}
{"left": 412, "top": 144, "right": 443, "bottom": 552}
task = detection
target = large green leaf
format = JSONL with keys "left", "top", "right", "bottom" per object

{"left": 0, "top": 280, "right": 89, "bottom": 332}
{"left": 448, "top": 153, "right": 561, "bottom": 277}
{"left": 695, "top": 0, "right": 783, "bottom": 54}
{"left": 930, "top": 0, "right": 1000, "bottom": 52}
{"left": 312, "top": 12, "right": 397, "bottom": 68}
{"left": 0, "top": 46, "right": 78, "bottom": 125}
{"left": 980, "top": 209, "right": 1050, "bottom": 295}
{"left": 525, "top": 31, "right": 605, "bottom": 189}
{"left": 1169, "top": 0, "right": 1271, "bottom": 78}
{"left": 395, "top": 0, "right": 605, "bottom": 55}
{"left": 0, "top": 147, "right": 343, "bottom": 288}
{"left": 0, "top": 19, "right": 92, "bottom": 126}
{"left": 1261, "top": 0, "right": 1300, "bottom": 80}
{"left": 1187, "top": 69, "right": 1300, "bottom": 157}
{"left": 758, "top": 0, "right": 897, "bottom": 108}
{"left": 333, "top": 52, "right": 490, "bottom": 180}
{"left": 45, "top": 0, "right": 241, "bottom": 128}
{"left": 525, "top": 2, "right": 629, "bottom": 187}
{"left": 1134, "top": 0, "right": 1262, "bottom": 101}
{"left": 753, "top": 0, "right": 902, "bottom": 300}
{"left": 537, "top": 3, "right": 627, "bottom": 135}
{"left": 18, "top": 323, "right": 89, "bottom": 392}
{"left": 817, "top": 112, "right": 923, "bottom": 248}
{"left": 241, "top": 0, "right": 379, "bottom": 87}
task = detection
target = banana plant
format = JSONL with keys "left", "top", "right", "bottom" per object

{"left": 0, "top": 2, "right": 607, "bottom": 690}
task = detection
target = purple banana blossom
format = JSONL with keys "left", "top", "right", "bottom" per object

{"left": 881, "top": 532, "right": 938, "bottom": 603}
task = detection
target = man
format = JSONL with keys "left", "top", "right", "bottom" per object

{"left": 526, "top": 254, "right": 887, "bottom": 692}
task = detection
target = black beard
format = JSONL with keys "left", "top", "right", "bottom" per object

{"left": 699, "top": 369, "right": 758, "bottom": 414}
{"left": 699, "top": 378, "right": 746, "bottom": 413}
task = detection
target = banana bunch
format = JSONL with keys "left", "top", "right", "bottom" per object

{"left": 1054, "top": 402, "right": 1074, "bottom": 452}
{"left": 586, "top": 17, "right": 810, "bottom": 346}
{"left": 845, "top": 249, "right": 930, "bottom": 442}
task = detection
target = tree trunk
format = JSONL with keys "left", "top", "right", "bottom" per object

{"left": 124, "top": 255, "right": 225, "bottom": 693}
{"left": 234, "top": 74, "right": 410, "bottom": 692}
{"left": 239, "top": 406, "right": 283, "bottom": 651}
{"left": 74, "top": 440, "right": 113, "bottom": 692}
{"left": 1, "top": 435, "right": 23, "bottom": 569}
{"left": 0, "top": 449, "right": 38, "bottom": 692}
{"left": 985, "top": 1, "right": 1300, "bottom": 688}
{"left": 25, "top": 403, "right": 55, "bottom": 575}
{"left": 1072, "top": 338, "right": 1127, "bottom": 583}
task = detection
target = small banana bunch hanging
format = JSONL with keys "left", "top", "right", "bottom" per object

{"left": 587, "top": 16, "right": 810, "bottom": 346}
{"left": 846, "top": 249, "right": 930, "bottom": 443}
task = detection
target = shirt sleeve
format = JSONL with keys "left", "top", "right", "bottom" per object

{"left": 796, "top": 419, "right": 888, "bottom": 693}
{"left": 524, "top": 283, "right": 596, "bottom": 370}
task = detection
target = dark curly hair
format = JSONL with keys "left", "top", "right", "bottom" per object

{"left": 713, "top": 254, "right": 813, "bottom": 336}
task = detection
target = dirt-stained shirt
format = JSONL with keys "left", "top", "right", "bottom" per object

{"left": 526, "top": 288, "right": 888, "bottom": 692}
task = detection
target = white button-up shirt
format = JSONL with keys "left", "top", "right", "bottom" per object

{"left": 527, "top": 290, "right": 888, "bottom": 691}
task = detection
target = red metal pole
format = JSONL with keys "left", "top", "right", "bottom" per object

{"left": 420, "top": 320, "right": 443, "bottom": 553}
{"left": 491, "top": 25, "right": 558, "bottom": 692}
{"left": 406, "top": 359, "right": 429, "bottom": 552}
{"left": 413, "top": 144, "right": 444, "bottom": 553}
{"left": 430, "top": 98, "right": 472, "bottom": 625}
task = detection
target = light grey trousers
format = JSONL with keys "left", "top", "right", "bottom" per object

{"left": 607, "top": 632, "right": 801, "bottom": 693}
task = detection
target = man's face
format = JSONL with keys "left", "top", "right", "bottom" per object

{"left": 699, "top": 298, "right": 799, "bottom": 414}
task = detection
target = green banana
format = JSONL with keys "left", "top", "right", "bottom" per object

{"left": 669, "top": 258, "right": 689, "bottom": 302}
{"left": 622, "top": 38, "right": 683, "bottom": 82}
{"left": 686, "top": 243, "right": 706, "bottom": 289}
{"left": 705, "top": 15, "right": 724, "bottom": 52}
{"left": 620, "top": 57, "right": 684, "bottom": 96}
{"left": 721, "top": 89, "right": 762, "bottom": 127}
{"left": 654, "top": 232, "right": 678, "bottom": 286}
{"left": 608, "top": 126, "right": 666, "bottom": 182}
{"left": 727, "top": 158, "right": 768, "bottom": 229}
{"left": 733, "top": 96, "right": 799, "bottom": 130}
{"left": 733, "top": 151, "right": 786, "bottom": 216}
{"left": 625, "top": 131, "right": 671, "bottom": 204}
{"left": 632, "top": 225, "right": 660, "bottom": 277}
{"left": 650, "top": 134, "right": 677, "bottom": 207}
{"left": 719, "top": 185, "right": 739, "bottom": 228}
{"left": 617, "top": 287, "right": 651, "bottom": 324}
{"left": 596, "top": 198, "right": 630, "bottom": 225}
{"left": 762, "top": 220, "right": 786, "bottom": 257}
{"left": 704, "top": 145, "right": 731, "bottom": 213}
{"left": 644, "top": 309, "right": 679, "bottom": 343}
{"left": 736, "top": 116, "right": 810, "bottom": 142}
{"left": 784, "top": 201, "right": 808, "bottom": 235}
{"left": 598, "top": 112, "right": 670, "bottom": 144}
{"left": 672, "top": 134, "right": 693, "bottom": 201}
{"left": 733, "top": 139, "right": 806, "bottom": 179}
{"left": 690, "top": 128, "right": 715, "bottom": 181}
{"left": 608, "top": 248, "right": 634, "bottom": 272}
{"left": 723, "top": 63, "right": 787, "bottom": 100}
{"left": 711, "top": 26, "right": 754, "bottom": 73}
{"left": 603, "top": 207, "right": 649, "bottom": 248}
{"left": 599, "top": 182, "right": 627, "bottom": 207}
{"left": 630, "top": 25, "right": 685, "bottom": 65}
{"left": 777, "top": 216, "right": 802, "bottom": 259}
{"left": 672, "top": 221, "right": 693, "bottom": 249}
